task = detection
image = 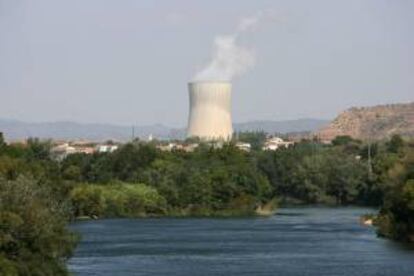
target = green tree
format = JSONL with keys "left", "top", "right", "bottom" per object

{"left": 236, "top": 131, "right": 267, "bottom": 151}
{"left": 332, "top": 135, "right": 362, "bottom": 154}
{"left": 0, "top": 176, "right": 78, "bottom": 275}
{"left": 25, "top": 138, "right": 52, "bottom": 161}
{"left": 387, "top": 134, "right": 405, "bottom": 154}
{"left": 331, "top": 135, "right": 354, "bottom": 146}
{"left": 326, "top": 153, "right": 365, "bottom": 204}
{"left": 377, "top": 147, "right": 414, "bottom": 242}
{"left": 0, "top": 132, "right": 5, "bottom": 152}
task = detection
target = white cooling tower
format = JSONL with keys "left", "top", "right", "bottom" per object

{"left": 187, "top": 81, "right": 233, "bottom": 141}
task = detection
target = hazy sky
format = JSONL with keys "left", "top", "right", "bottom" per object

{"left": 1, "top": 0, "right": 413, "bottom": 127}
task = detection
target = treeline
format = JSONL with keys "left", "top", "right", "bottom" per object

{"left": 2, "top": 133, "right": 411, "bottom": 214}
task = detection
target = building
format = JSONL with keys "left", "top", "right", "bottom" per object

{"left": 263, "top": 137, "right": 294, "bottom": 151}
{"left": 156, "top": 143, "right": 180, "bottom": 152}
{"left": 96, "top": 144, "right": 118, "bottom": 153}
{"left": 51, "top": 143, "right": 76, "bottom": 160}
{"left": 186, "top": 81, "right": 233, "bottom": 141}
{"left": 50, "top": 140, "right": 122, "bottom": 160}
{"left": 235, "top": 142, "right": 251, "bottom": 152}
{"left": 156, "top": 142, "right": 199, "bottom": 152}
{"left": 183, "top": 143, "right": 199, "bottom": 152}
{"left": 51, "top": 142, "right": 95, "bottom": 160}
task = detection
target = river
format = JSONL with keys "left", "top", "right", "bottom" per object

{"left": 68, "top": 207, "right": 414, "bottom": 276}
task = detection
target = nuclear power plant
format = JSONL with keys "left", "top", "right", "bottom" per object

{"left": 186, "top": 81, "right": 233, "bottom": 141}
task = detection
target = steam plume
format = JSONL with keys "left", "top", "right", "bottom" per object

{"left": 193, "top": 12, "right": 263, "bottom": 82}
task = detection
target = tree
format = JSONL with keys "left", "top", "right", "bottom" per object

{"left": 236, "top": 131, "right": 267, "bottom": 151}
{"left": 376, "top": 145, "right": 414, "bottom": 242}
{"left": 326, "top": 154, "right": 365, "bottom": 204}
{"left": 332, "top": 135, "right": 362, "bottom": 155}
{"left": 0, "top": 132, "right": 5, "bottom": 149}
{"left": 331, "top": 135, "right": 354, "bottom": 146}
{"left": 25, "top": 138, "right": 52, "bottom": 161}
{"left": 111, "top": 143, "right": 158, "bottom": 181}
{"left": 387, "top": 134, "right": 404, "bottom": 154}
{"left": 0, "top": 176, "right": 78, "bottom": 275}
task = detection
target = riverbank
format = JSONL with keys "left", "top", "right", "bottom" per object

{"left": 74, "top": 199, "right": 278, "bottom": 220}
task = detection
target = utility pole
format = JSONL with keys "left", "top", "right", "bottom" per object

{"left": 131, "top": 126, "right": 135, "bottom": 141}
{"left": 367, "top": 131, "right": 373, "bottom": 180}
{"left": 367, "top": 141, "right": 373, "bottom": 179}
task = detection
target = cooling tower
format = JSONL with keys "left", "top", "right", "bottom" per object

{"left": 187, "top": 81, "right": 233, "bottom": 141}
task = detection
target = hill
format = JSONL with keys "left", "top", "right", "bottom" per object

{"left": 234, "top": 119, "right": 329, "bottom": 134}
{"left": 316, "top": 102, "right": 414, "bottom": 141}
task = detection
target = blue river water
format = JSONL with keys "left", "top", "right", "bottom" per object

{"left": 68, "top": 207, "right": 414, "bottom": 276}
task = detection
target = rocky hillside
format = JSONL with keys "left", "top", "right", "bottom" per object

{"left": 316, "top": 102, "right": 414, "bottom": 141}
{"left": 234, "top": 119, "right": 328, "bottom": 134}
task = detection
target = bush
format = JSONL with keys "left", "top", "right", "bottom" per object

{"left": 70, "top": 182, "right": 167, "bottom": 218}
{"left": 377, "top": 180, "right": 414, "bottom": 242}
{"left": 0, "top": 176, "right": 78, "bottom": 275}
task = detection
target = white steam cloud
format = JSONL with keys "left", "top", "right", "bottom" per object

{"left": 193, "top": 12, "right": 263, "bottom": 82}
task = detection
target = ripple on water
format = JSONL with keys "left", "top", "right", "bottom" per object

{"left": 69, "top": 207, "right": 414, "bottom": 276}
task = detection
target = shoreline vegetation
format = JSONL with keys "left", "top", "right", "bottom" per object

{"left": 73, "top": 197, "right": 279, "bottom": 220}
{"left": 1, "top": 132, "right": 413, "bottom": 275}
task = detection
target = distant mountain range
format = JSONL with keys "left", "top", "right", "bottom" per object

{"left": 0, "top": 118, "right": 329, "bottom": 142}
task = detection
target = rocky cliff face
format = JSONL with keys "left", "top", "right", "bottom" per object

{"left": 316, "top": 102, "right": 414, "bottom": 141}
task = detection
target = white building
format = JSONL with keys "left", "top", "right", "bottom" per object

{"left": 157, "top": 142, "right": 199, "bottom": 152}
{"left": 51, "top": 143, "right": 76, "bottom": 160}
{"left": 51, "top": 142, "right": 95, "bottom": 160}
{"left": 263, "top": 137, "right": 294, "bottom": 151}
{"left": 156, "top": 143, "right": 179, "bottom": 152}
{"left": 235, "top": 142, "right": 251, "bottom": 152}
{"left": 96, "top": 145, "right": 118, "bottom": 153}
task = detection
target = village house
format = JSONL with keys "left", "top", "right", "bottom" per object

{"left": 235, "top": 142, "right": 251, "bottom": 152}
{"left": 262, "top": 137, "right": 294, "bottom": 151}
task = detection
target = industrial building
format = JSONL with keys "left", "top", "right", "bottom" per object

{"left": 186, "top": 81, "right": 233, "bottom": 141}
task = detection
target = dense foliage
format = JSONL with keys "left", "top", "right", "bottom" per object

{"left": 256, "top": 139, "right": 368, "bottom": 205}
{"left": 374, "top": 137, "right": 414, "bottom": 242}
{"left": 0, "top": 134, "right": 78, "bottom": 275}
{"left": 71, "top": 182, "right": 167, "bottom": 217}
{"left": 236, "top": 131, "right": 267, "bottom": 151}
{"left": 0, "top": 176, "right": 78, "bottom": 276}
{"left": 62, "top": 143, "right": 272, "bottom": 216}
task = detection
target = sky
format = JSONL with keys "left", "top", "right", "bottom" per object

{"left": 0, "top": 0, "right": 413, "bottom": 127}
